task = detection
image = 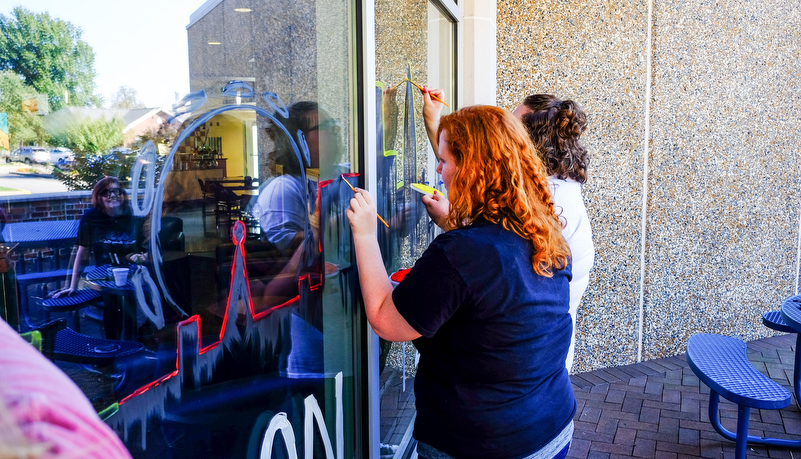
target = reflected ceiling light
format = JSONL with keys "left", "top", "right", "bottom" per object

{"left": 208, "top": 41, "right": 221, "bottom": 45}
{"left": 234, "top": 8, "right": 251, "bottom": 12}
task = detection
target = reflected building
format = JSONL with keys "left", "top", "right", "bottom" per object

{"left": 185, "top": 0, "right": 351, "bottom": 184}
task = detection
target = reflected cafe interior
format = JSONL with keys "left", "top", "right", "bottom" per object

{"left": 4, "top": 87, "right": 363, "bottom": 457}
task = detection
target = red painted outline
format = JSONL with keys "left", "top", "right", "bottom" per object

{"left": 120, "top": 220, "right": 309, "bottom": 405}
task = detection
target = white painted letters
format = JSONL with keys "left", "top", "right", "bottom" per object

{"left": 260, "top": 372, "right": 344, "bottom": 459}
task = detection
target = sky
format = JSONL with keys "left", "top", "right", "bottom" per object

{"left": 1, "top": 0, "right": 207, "bottom": 109}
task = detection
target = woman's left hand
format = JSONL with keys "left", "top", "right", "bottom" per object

{"left": 346, "top": 189, "right": 378, "bottom": 240}
{"left": 126, "top": 252, "right": 147, "bottom": 264}
{"left": 422, "top": 192, "right": 450, "bottom": 229}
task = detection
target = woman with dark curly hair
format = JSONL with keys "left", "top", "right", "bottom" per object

{"left": 514, "top": 95, "right": 589, "bottom": 182}
{"left": 513, "top": 95, "right": 595, "bottom": 373}
{"left": 348, "top": 105, "right": 575, "bottom": 459}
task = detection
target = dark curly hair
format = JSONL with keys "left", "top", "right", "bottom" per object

{"left": 518, "top": 94, "right": 589, "bottom": 184}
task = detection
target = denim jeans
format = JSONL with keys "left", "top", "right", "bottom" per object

{"left": 416, "top": 420, "right": 574, "bottom": 459}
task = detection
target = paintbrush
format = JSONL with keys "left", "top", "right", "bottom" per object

{"left": 341, "top": 175, "right": 390, "bottom": 228}
{"left": 406, "top": 79, "right": 450, "bottom": 108}
{"left": 389, "top": 78, "right": 451, "bottom": 108}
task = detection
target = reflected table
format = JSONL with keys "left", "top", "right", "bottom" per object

{"left": 2, "top": 220, "right": 80, "bottom": 273}
{"left": 83, "top": 264, "right": 137, "bottom": 340}
{"left": 233, "top": 189, "right": 261, "bottom": 239}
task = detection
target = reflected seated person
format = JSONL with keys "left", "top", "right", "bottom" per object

{"left": 52, "top": 176, "right": 146, "bottom": 340}
{"left": 246, "top": 101, "right": 339, "bottom": 305}
{"left": 233, "top": 101, "right": 341, "bottom": 378}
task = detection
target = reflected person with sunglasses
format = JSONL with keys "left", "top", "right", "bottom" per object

{"left": 52, "top": 177, "right": 146, "bottom": 339}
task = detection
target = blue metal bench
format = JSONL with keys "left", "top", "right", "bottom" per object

{"left": 41, "top": 289, "right": 102, "bottom": 333}
{"left": 51, "top": 325, "right": 143, "bottom": 366}
{"left": 762, "top": 306, "right": 801, "bottom": 409}
{"left": 762, "top": 309, "right": 796, "bottom": 333}
{"left": 16, "top": 266, "right": 98, "bottom": 331}
{"left": 33, "top": 318, "right": 144, "bottom": 364}
{"left": 686, "top": 333, "right": 800, "bottom": 458}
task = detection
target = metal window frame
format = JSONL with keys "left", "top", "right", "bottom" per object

{"left": 358, "top": 1, "right": 462, "bottom": 458}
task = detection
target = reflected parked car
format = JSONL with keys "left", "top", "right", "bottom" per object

{"left": 11, "top": 146, "right": 50, "bottom": 164}
{"left": 111, "top": 147, "right": 133, "bottom": 155}
{"left": 50, "top": 147, "right": 74, "bottom": 168}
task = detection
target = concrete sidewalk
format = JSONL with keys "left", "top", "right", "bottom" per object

{"left": 568, "top": 333, "right": 801, "bottom": 458}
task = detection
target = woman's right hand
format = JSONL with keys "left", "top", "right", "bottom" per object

{"left": 422, "top": 192, "right": 449, "bottom": 229}
{"left": 346, "top": 188, "right": 378, "bottom": 241}
{"left": 50, "top": 287, "right": 75, "bottom": 299}
{"left": 422, "top": 87, "right": 445, "bottom": 120}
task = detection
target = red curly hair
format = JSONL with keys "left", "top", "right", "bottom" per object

{"left": 438, "top": 105, "right": 570, "bottom": 276}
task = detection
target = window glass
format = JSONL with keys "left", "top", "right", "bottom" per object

{"left": 0, "top": 0, "right": 361, "bottom": 457}
{"left": 374, "top": 0, "right": 456, "bottom": 455}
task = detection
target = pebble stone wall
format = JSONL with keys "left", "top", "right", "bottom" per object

{"left": 497, "top": 0, "right": 801, "bottom": 373}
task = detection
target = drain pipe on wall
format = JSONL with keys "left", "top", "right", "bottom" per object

{"left": 637, "top": 0, "right": 654, "bottom": 363}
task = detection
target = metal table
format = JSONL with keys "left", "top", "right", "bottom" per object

{"left": 2, "top": 220, "right": 80, "bottom": 273}
{"left": 83, "top": 264, "right": 137, "bottom": 339}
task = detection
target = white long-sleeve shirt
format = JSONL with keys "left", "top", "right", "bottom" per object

{"left": 549, "top": 177, "right": 595, "bottom": 373}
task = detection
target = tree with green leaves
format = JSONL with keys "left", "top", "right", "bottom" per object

{"left": 53, "top": 150, "right": 136, "bottom": 191}
{"left": 50, "top": 116, "right": 130, "bottom": 190}
{"left": 0, "top": 7, "right": 102, "bottom": 111}
{"left": 49, "top": 116, "right": 124, "bottom": 154}
{"left": 0, "top": 70, "right": 47, "bottom": 148}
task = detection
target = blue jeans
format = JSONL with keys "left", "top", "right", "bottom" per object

{"left": 417, "top": 443, "right": 569, "bottom": 459}
{"left": 417, "top": 420, "right": 573, "bottom": 459}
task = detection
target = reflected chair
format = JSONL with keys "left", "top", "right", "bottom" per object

{"left": 160, "top": 216, "right": 186, "bottom": 252}
{"left": 198, "top": 179, "right": 217, "bottom": 236}
{"left": 41, "top": 288, "right": 101, "bottom": 333}
{"left": 239, "top": 198, "right": 261, "bottom": 240}
{"left": 17, "top": 267, "right": 99, "bottom": 332}
{"left": 212, "top": 183, "right": 242, "bottom": 239}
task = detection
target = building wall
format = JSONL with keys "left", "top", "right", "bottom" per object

{"left": 497, "top": 0, "right": 801, "bottom": 372}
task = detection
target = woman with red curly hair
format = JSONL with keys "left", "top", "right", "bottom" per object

{"left": 347, "top": 105, "right": 575, "bottom": 459}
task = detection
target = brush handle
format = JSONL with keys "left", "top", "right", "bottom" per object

{"left": 411, "top": 81, "right": 450, "bottom": 108}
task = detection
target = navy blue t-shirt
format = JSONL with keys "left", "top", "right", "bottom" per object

{"left": 78, "top": 207, "right": 144, "bottom": 266}
{"left": 392, "top": 220, "right": 575, "bottom": 459}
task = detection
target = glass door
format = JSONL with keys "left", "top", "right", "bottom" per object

{"left": 373, "top": 1, "right": 458, "bottom": 456}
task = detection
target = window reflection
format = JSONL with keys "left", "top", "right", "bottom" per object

{"left": 1, "top": 0, "right": 359, "bottom": 456}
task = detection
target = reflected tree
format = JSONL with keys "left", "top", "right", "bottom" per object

{"left": 0, "top": 7, "right": 102, "bottom": 110}
{"left": 51, "top": 116, "right": 130, "bottom": 190}
{"left": 110, "top": 86, "right": 146, "bottom": 109}
{"left": 0, "top": 70, "right": 46, "bottom": 147}
{"left": 49, "top": 116, "right": 124, "bottom": 154}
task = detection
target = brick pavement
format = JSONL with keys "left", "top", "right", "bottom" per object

{"left": 568, "top": 333, "right": 801, "bottom": 458}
